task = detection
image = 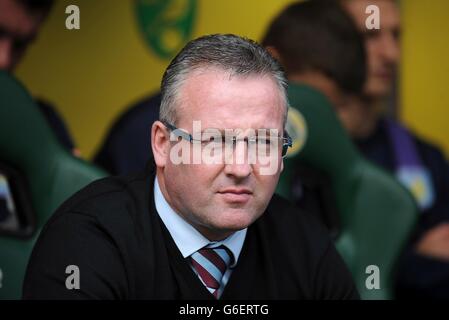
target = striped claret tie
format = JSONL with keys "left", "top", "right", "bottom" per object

{"left": 190, "top": 245, "right": 233, "bottom": 298}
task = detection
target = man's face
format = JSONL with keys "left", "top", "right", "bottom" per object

{"left": 156, "top": 68, "right": 285, "bottom": 240}
{"left": 344, "top": 0, "right": 401, "bottom": 98}
{"left": 0, "top": 0, "right": 45, "bottom": 71}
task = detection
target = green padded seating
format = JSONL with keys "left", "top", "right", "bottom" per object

{"left": 277, "top": 83, "right": 418, "bottom": 299}
{"left": 0, "top": 71, "right": 106, "bottom": 299}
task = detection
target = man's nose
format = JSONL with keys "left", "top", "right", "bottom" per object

{"left": 380, "top": 32, "right": 400, "bottom": 65}
{"left": 0, "top": 39, "right": 13, "bottom": 71}
{"left": 223, "top": 140, "right": 253, "bottom": 179}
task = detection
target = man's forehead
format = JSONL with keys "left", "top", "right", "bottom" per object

{"left": 172, "top": 66, "right": 285, "bottom": 131}
{"left": 180, "top": 70, "right": 283, "bottom": 108}
{"left": 344, "top": 0, "right": 400, "bottom": 29}
{"left": 178, "top": 96, "right": 284, "bottom": 129}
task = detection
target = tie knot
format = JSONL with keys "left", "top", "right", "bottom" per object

{"left": 190, "top": 245, "right": 233, "bottom": 295}
{"left": 199, "top": 245, "right": 234, "bottom": 270}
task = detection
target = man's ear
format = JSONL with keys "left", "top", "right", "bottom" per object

{"left": 265, "top": 46, "right": 283, "bottom": 64}
{"left": 151, "top": 121, "right": 169, "bottom": 168}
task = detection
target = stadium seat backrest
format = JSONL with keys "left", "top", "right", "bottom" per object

{"left": 279, "top": 83, "right": 418, "bottom": 299}
{"left": 0, "top": 71, "right": 106, "bottom": 299}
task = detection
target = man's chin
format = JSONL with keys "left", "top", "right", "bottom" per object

{"left": 214, "top": 210, "right": 258, "bottom": 230}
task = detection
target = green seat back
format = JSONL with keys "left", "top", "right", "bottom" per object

{"left": 0, "top": 71, "right": 107, "bottom": 299}
{"left": 277, "top": 83, "right": 418, "bottom": 299}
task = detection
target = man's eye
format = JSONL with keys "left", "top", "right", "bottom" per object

{"left": 364, "top": 29, "right": 380, "bottom": 39}
{"left": 201, "top": 136, "right": 223, "bottom": 144}
{"left": 224, "top": 136, "right": 235, "bottom": 144}
{"left": 0, "top": 27, "right": 7, "bottom": 38}
{"left": 392, "top": 29, "right": 401, "bottom": 41}
{"left": 258, "top": 138, "right": 272, "bottom": 145}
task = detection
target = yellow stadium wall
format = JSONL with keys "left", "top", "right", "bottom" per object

{"left": 15, "top": 0, "right": 294, "bottom": 159}
{"left": 401, "top": 0, "right": 449, "bottom": 158}
{"left": 14, "top": 0, "right": 449, "bottom": 159}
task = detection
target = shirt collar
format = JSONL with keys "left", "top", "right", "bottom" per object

{"left": 154, "top": 177, "right": 246, "bottom": 267}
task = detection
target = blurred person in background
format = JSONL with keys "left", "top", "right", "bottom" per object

{"left": 339, "top": 0, "right": 449, "bottom": 299}
{"left": 264, "top": 0, "right": 449, "bottom": 299}
{"left": 0, "top": 0, "right": 77, "bottom": 154}
{"left": 262, "top": 0, "right": 367, "bottom": 234}
{"left": 93, "top": 93, "right": 161, "bottom": 175}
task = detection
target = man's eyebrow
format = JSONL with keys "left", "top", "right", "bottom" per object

{"left": 392, "top": 26, "right": 401, "bottom": 38}
{"left": 0, "top": 25, "right": 11, "bottom": 37}
{"left": 199, "top": 128, "right": 225, "bottom": 135}
{"left": 200, "top": 128, "right": 281, "bottom": 135}
{"left": 364, "top": 28, "right": 381, "bottom": 37}
{"left": 0, "top": 24, "right": 37, "bottom": 43}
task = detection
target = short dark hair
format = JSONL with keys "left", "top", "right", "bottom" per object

{"left": 17, "top": 0, "right": 54, "bottom": 14}
{"left": 262, "top": 0, "right": 366, "bottom": 95}
{"left": 160, "top": 34, "right": 289, "bottom": 127}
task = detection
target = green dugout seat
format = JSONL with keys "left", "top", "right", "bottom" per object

{"left": 277, "top": 83, "right": 418, "bottom": 299}
{"left": 0, "top": 71, "right": 106, "bottom": 299}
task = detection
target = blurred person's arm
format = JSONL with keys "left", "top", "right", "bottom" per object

{"left": 395, "top": 142, "right": 449, "bottom": 299}
{"left": 416, "top": 223, "right": 449, "bottom": 261}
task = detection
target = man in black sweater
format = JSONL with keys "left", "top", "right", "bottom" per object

{"left": 23, "top": 34, "right": 358, "bottom": 300}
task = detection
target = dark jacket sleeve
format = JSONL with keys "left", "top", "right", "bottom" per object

{"left": 23, "top": 212, "right": 128, "bottom": 300}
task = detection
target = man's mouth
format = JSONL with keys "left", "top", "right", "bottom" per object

{"left": 374, "top": 67, "right": 395, "bottom": 80}
{"left": 217, "top": 188, "right": 253, "bottom": 203}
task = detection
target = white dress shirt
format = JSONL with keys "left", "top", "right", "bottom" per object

{"left": 154, "top": 177, "right": 247, "bottom": 297}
